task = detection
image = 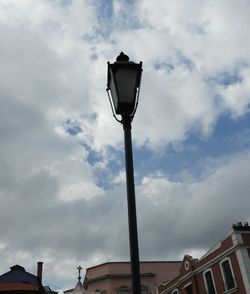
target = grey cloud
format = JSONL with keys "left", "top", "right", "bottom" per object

{"left": 137, "top": 151, "right": 250, "bottom": 259}
{"left": 0, "top": 0, "right": 250, "bottom": 291}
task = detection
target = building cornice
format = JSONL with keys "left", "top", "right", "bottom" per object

{"left": 86, "top": 272, "right": 154, "bottom": 285}
{"left": 86, "top": 261, "right": 181, "bottom": 271}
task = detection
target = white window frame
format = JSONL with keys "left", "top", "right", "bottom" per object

{"left": 203, "top": 268, "right": 217, "bottom": 294}
{"left": 172, "top": 289, "right": 179, "bottom": 294}
{"left": 183, "top": 282, "right": 193, "bottom": 294}
{"left": 219, "top": 257, "right": 237, "bottom": 291}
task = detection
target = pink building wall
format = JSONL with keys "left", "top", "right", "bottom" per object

{"left": 84, "top": 261, "right": 181, "bottom": 294}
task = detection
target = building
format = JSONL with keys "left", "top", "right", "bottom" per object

{"left": 0, "top": 262, "right": 55, "bottom": 294}
{"left": 67, "top": 280, "right": 97, "bottom": 294}
{"left": 83, "top": 261, "right": 182, "bottom": 294}
{"left": 64, "top": 266, "right": 99, "bottom": 294}
{"left": 158, "top": 222, "right": 250, "bottom": 294}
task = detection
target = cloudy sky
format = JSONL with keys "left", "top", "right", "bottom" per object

{"left": 0, "top": 0, "right": 250, "bottom": 291}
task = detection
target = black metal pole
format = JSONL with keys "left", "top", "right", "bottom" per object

{"left": 122, "top": 114, "right": 141, "bottom": 294}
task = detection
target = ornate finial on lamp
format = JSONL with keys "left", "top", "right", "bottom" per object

{"left": 116, "top": 52, "right": 129, "bottom": 62}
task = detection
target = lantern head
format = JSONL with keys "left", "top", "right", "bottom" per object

{"left": 107, "top": 52, "right": 142, "bottom": 116}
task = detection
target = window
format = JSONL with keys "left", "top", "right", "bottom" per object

{"left": 184, "top": 284, "right": 193, "bottom": 294}
{"left": 116, "top": 286, "right": 131, "bottom": 294}
{"left": 172, "top": 290, "right": 179, "bottom": 294}
{"left": 203, "top": 269, "right": 216, "bottom": 294}
{"left": 220, "top": 258, "right": 236, "bottom": 291}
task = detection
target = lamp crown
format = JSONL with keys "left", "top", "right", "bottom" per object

{"left": 116, "top": 52, "right": 129, "bottom": 62}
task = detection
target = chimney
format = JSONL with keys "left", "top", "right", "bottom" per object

{"left": 37, "top": 262, "right": 43, "bottom": 283}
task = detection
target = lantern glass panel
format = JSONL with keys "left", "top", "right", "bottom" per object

{"left": 115, "top": 67, "right": 137, "bottom": 104}
{"left": 109, "top": 68, "right": 119, "bottom": 111}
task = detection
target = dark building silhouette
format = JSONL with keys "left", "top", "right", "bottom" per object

{"left": 0, "top": 262, "right": 56, "bottom": 294}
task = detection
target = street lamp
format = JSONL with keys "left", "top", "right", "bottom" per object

{"left": 106, "top": 52, "right": 143, "bottom": 294}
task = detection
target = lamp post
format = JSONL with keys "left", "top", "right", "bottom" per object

{"left": 106, "top": 52, "right": 143, "bottom": 294}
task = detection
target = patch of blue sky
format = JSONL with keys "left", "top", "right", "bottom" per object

{"left": 87, "top": 145, "right": 155, "bottom": 189}
{"left": 85, "top": 111, "right": 250, "bottom": 189}
{"left": 93, "top": 0, "right": 137, "bottom": 17}
{"left": 58, "top": 0, "right": 72, "bottom": 6}
{"left": 93, "top": 0, "right": 113, "bottom": 20}
{"left": 176, "top": 51, "right": 194, "bottom": 71}
{"left": 215, "top": 71, "right": 242, "bottom": 86}
{"left": 204, "top": 70, "right": 242, "bottom": 89}
{"left": 86, "top": 146, "right": 104, "bottom": 166}
{"left": 84, "top": 0, "right": 142, "bottom": 42}
{"left": 64, "top": 119, "right": 82, "bottom": 136}
{"left": 154, "top": 62, "right": 175, "bottom": 72}
{"left": 84, "top": 144, "right": 124, "bottom": 189}
{"left": 132, "top": 144, "right": 193, "bottom": 183}
{"left": 131, "top": 112, "right": 250, "bottom": 183}
{"left": 212, "top": 112, "right": 250, "bottom": 149}
{"left": 79, "top": 1, "right": 112, "bottom": 42}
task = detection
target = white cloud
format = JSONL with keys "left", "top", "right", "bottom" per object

{"left": 78, "top": 0, "right": 250, "bottom": 150}
{"left": 134, "top": 66, "right": 218, "bottom": 147}
{"left": 137, "top": 150, "right": 250, "bottom": 258}
{"left": 218, "top": 68, "right": 250, "bottom": 117}
{"left": 136, "top": 0, "right": 250, "bottom": 74}
{"left": 0, "top": 0, "right": 250, "bottom": 290}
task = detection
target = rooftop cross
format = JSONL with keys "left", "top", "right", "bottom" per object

{"left": 77, "top": 265, "right": 82, "bottom": 283}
